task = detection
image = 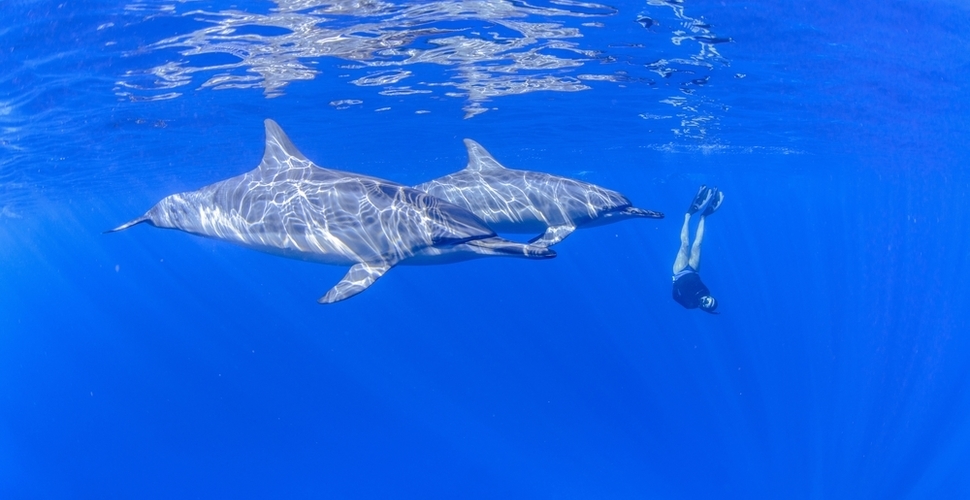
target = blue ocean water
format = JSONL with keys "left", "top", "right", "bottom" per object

{"left": 2, "top": 0, "right": 970, "bottom": 497}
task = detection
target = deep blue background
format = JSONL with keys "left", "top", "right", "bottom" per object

{"left": 2, "top": 0, "right": 970, "bottom": 498}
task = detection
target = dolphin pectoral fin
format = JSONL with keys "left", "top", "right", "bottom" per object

{"left": 319, "top": 262, "right": 393, "bottom": 304}
{"left": 528, "top": 225, "right": 576, "bottom": 248}
{"left": 464, "top": 237, "right": 556, "bottom": 259}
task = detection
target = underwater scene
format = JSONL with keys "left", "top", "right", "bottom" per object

{"left": 2, "top": 0, "right": 969, "bottom": 497}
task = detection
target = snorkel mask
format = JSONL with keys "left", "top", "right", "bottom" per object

{"left": 700, "top": 295, "right": 718, "bottom": 314}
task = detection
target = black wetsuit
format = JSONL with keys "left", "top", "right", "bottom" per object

{"left": 672, "top": 269, "right": 710, "bottom": 309}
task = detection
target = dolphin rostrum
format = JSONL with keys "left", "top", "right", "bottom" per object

{"left": 414, "top": 139, "right": 664, "bottom": 247}
{"left": 108, "top": 120, "right": 555, "bottom": 303}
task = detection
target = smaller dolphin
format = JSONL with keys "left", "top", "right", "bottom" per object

{"left": 108, "top": 120, "right": 555, "bottom": 304}
{"left": 414, "top": 140, "right": 664, "bottom": 247}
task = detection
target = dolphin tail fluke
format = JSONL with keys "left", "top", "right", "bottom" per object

{"left": 466, "top": 237, "right": 557, "bottom": 259}
{"left": 104, "top": 215, "right": 149, "bottom": 234}
{"left": 319, "top": 262, "right": 393, "bottom": 304}
{"left": 623, "top": 207, "right": 665, "bottom": 219}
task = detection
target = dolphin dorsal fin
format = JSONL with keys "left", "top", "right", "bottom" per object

{"left": 463, "top": 139, "right": 507, "bottom": 172}
{"left": 260, "top": 119, "right": 311, "bottom": 172}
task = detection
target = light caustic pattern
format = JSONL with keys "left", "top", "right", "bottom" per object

{"left": 117, "top": 0, "right": 617, "bottom": 118}
{"left": 638, "top": 0, "right": 734, "bottom": 141}
{"left": 414, "top": 138, "right": 663, "bottom": 247}
{"left": 115, "top": 0, "right": 741, "bottom": 141}
{"left": 116, "top": 120, "right": 555, "bottom": 302}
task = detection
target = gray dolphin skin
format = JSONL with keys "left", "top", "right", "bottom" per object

{"left": 108, "top": 119, "right": 556, "bottom": 304}
{"left": 414, "top": 139, "right": 665, "bottom": 247}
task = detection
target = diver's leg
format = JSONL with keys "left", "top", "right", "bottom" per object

{"left": 673, "top": 213, "right": 691, "bottom": 274}
{"left": 689, "top": 215, "right": 706, "bottom": 271}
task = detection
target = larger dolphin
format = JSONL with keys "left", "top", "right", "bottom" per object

{"left": 108, "top": 120, "right": 555, "bottom": 304}
{"left": 414, "top": 140, "right": 664, "bottom": 247}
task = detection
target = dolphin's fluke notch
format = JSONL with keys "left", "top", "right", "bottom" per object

{"left": 104, "top": 215, "right": 149, "bottom": 234}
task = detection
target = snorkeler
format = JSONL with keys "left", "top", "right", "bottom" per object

{"left": 672, "top": 185, "right": 723, "bottom": 314}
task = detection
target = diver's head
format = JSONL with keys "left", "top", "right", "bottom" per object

{"left": 699, "top": 295, "right": 718, "bottom": 313}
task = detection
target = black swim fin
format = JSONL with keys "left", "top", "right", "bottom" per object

{"left": 688, "top": 185, "right": 712, "bottom": 214}
{"left": 702, "top": 189, "right": 724, "bottom": 216}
